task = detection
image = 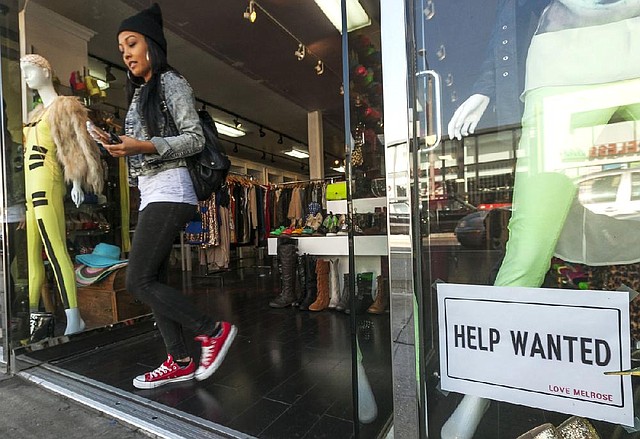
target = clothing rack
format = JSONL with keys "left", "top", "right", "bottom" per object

{"left": 273, "top": 176, "right": 343, "bottom": 186}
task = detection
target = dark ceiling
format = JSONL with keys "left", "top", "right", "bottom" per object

{"left": 33, "top": 0, "right": 381, "bottom": 175}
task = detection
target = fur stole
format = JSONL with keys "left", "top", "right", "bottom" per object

{"left": 28, "top": 96, "right": 103, "bottom": 193}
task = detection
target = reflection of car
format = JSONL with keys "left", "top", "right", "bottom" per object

{"left": 424, "top": 195, "right": 477, "bottom": 233}
{"left": 455, "top": 206, "right": 512, "bottom": 249}
{"left": 576, "top": 168, "right": 640, "bottom": 220}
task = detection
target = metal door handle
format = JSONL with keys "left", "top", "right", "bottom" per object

{"left": 416, "top": 69, "right": 442, "bottom": 151}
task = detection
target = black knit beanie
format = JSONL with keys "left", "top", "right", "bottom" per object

{"left": 117, "top": 3, "right": 167, "bottom": 54}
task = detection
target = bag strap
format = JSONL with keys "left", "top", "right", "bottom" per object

{"left": 158, "top": 78, "right": 179, "bottom": 137}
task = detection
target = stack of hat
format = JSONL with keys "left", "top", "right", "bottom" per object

{"left": 75, "top": 243, "right": 128, "bottom": 286}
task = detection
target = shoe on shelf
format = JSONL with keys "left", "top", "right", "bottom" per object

{"left": 270, "top": 226, "right": 286, "bottom": 236}
{"left": 194, "top": 322, "right": 238, "bottom": 381}
{"left": 132, "top": 355, "right": 195, "bottom": 389}
{"left": 325, "top": 214, "right": 339, "bottom": 236}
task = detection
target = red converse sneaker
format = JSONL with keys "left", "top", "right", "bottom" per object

{"left": 132, "top": 355, "right": 195, "bottom": 389}
{"left": 194, "top": 322, "right": 237, "bottom": 381}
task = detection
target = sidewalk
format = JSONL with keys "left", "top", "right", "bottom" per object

{"left": 0, "top": 373, "right": 153, "bottom": 438}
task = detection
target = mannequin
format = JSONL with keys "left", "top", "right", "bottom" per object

{"left": 443, "top": 1, "right": 640, "bottom": 437}
{"left": 21, "top": 54, "right": 103, "bottom": 336}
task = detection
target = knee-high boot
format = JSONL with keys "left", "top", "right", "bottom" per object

{"left": 335, "top": 273, "right": 351, "bottom": 313}
{"left": 299, "top": 255, "right": 318, "bottom": 310}
{"left": 293, "top": 254, "right": 307, "bottom": 307}
{"left": 328, "top": 258, "right": 341, "bottom": 309}
{"left": 309, "top": 259, "right": 330, "bottom": 311}
{"left": 269, "top": 238, "right": 298, "bottom": 308}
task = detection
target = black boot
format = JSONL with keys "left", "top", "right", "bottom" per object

{"left": 293, "top": 254, "right": 307, "bottom": 307}
{"left": 29, "top": 312, "right": 55, "bottom": 343}
{"left": 270, "top": 238, "right": 298, "bottom": 308}
{"left": 335, "top": 273, "right": 351, "bottom": 313}
{"left": 299, "top": 255, "right": 318, "bottom": 310}
{"left": 355, "top": 272, "right": 375, "bottom": 314}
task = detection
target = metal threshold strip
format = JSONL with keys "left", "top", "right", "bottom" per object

{"left": 19, "top": 363, "right": 254, "bottom": 439}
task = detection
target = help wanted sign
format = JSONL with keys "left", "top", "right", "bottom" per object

{"left": 437, "top": 284, "right": 633, "bottom": 426}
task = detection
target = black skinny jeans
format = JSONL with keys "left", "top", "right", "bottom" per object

{"left": 126, "top": 202, "right": 216, "bottom": 360}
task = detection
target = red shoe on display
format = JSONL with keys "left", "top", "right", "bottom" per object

{"left": 194, "top": 321, "right": 237, "bottom": 381}
{"left": 132, "top": 355, "right": 195, "bottom": 389}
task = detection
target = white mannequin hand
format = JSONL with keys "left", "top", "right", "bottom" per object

{"left": 71, "top": 180, "right": 84, "bottom": 208}
{"left": 447, "top": 94, "right": 490, "bottom": 140}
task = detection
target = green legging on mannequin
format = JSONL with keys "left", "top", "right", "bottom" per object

{"left": 24, "top": 113, "right": 78, "bottom": 310}
{"left": 494, "top": 80, "right": 640, "bottom": 288}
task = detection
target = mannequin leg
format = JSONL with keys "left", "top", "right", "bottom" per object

{"left": 26, "top": 201, "right": 45, "bottom": 310}
{"left": 32, "top": 184, "right": 83, "bottom": 334}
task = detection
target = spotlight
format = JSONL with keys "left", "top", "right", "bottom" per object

{"left": 334, "top": 159, "right": 340, "bottom": 165}
{"left": 114, "top": 108, "right": 121, "bottom": 119}
{"left": 233, "top": 118, "right": 242, "bottom": 129}
{"left": 105, "top": 66, "right": 116, "bottom": 82}
{"left": 261, "top": 150, "right": 266, "bottom": 160}
{"left": 243, "top": 0, "right": 257, "bottom": 22}
{"left": 233, "top": 143, "right": 238, "bottom": 153}
{"left": 315, "top": 60, "right": 324, "bottom": 75}
{"left": 259, "top": 126, "right": 266, "bottom": 137}
{"left": 277, "top": 134, "right": 283, "bottom": 145}
{"left": 201, "top": 103, "right": 207, "bottom": 111}
{"left": 270, "top": 154, "right": 275, "bottom": 163}
{"left": 300, "top": 162, "right": 305, "bottom": 170}
{"left": 294, "top": 43, "right": 305, "bottom": 61}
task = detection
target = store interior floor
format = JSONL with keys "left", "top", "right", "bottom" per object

{"left": 46, "top": 255, "right": 393, "bottom": 439}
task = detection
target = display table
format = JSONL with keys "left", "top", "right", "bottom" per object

{"left": 268, "top": 235, "right": 388, "bottom": 276}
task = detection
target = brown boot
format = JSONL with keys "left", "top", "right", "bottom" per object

{"left": 367, "top": 275, "right": 389, "bottom": 314}
{"left": 309, "top": 259, "right": 330, "bottom": 311}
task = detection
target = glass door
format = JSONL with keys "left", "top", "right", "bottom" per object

{"left": 383, "top": 0, "right": 640, "bottom": 437}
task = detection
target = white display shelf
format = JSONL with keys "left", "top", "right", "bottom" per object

{"left": 326, "top": 197, "right": 386, "bottom": 215}
{"left": 268, "top": 235, "right": 388, "bottom": 256}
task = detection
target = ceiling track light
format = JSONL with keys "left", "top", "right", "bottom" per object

{"left": 270, "top": 153, "right": 275, "bottom": 163}
{"left": 300, "top": 162, "right": 305, "bottom": 170}
{"left": 261, "top": 150, "right": 266, "bottom": 160}
{"left": 233, "top": 118, "right": 242, "bottom": 129}
{"left": 243, "top": 0, "right": 257, "bottom": 22}
{"left": 201, "top": 103, "right": 207, "bottom": 111}
{"left": 259, "top": 126, "right": 266, "bottom": 137}
{"left": 277, "top": 134, "right": 283, "bottom": 144}
{"left": 294, "top": 43, "right": 305, "bottom": 61}
{"left": 315, "top": 60, "right": 324, "bottom": 75}
{"left": 233, "top": 143, "right": 238, "bottom": 153}
{"left": 105, "top": 66, "right": 116, "bottom": 82}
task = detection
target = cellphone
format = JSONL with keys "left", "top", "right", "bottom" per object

{"left": 108, "top": 132, "right": 121, "bottom": 144}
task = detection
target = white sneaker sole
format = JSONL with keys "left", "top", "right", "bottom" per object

{"left": 132, "top": 372, "right": 195, "bottom": 389}
{"left": 195, "top": 325, "right": 237, "bottom": 381}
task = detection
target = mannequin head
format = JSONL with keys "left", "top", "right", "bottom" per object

{"left": 20, "top": 54, "right": 53, "bottom": 91}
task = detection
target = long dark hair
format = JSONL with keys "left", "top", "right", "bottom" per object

{"left": 125, "top": 36, "right": 173, "bottom": 137}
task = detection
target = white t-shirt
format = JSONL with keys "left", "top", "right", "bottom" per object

{"left": 137, "top": 166, "right": 198, "bottom": 211}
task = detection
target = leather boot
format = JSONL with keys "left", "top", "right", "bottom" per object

{"left": 293, "top": 254, "right": 307, "bottom": 306}
{"left": 29, "top": 312, "right": 55, "bottom": 343}
{"left": 309, "top": 259, "right": 330, "bottom": 311}
{"left": 367, "top": 275, "right": 389, "bottom": 314}
{"left": 328, "top": 258, "right": 340, "bottom": 309}
{"left": 270, "top": 238, "right": 298, "bottom": 308}
{"left": 299, "top": 255, "right": 318, "bottom": 310}
{"left": 335, "top": 273, "right": 351, "bottom": 313}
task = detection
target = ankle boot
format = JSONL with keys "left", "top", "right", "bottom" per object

{"left": 29, "top": 312, "right": 55, "bottom": 343}
{"left": 309, "top": 260, "right": 331, "bottom": 311}
{"left": 299, "top": 256, "right": 318, "bottom": 310}
{"left": 293, "top": 254, "right": 307, "bottom": 306}
{"left": 270, "top": 238, "right": 298, "bottom": 308}
{"left": 328, "top": 259, "right": 340, "bottom": 309}
{"left": 335, "top": 273, "right": 351, "bottom": 313}
{"left": 367, "top": 275, "right": 389, "bottom": 314}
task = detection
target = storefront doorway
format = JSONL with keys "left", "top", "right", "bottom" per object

{"left": 0, "top": 1, "right": 394, "bottom": 437}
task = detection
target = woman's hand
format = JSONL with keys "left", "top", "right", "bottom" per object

{"left": 103, "top": 135, "right": 157, "bottom": 157}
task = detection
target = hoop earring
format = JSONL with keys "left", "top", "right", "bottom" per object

{"left": 146, "top": 51, "right": 150, "bottom": 61}
{"left": 126, "top": 70, "right": 144, "bottom": 86}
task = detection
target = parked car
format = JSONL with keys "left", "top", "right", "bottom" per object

{"left": 576, "top": 168, "right": 640, "bottom": 220}
{"left": 423, "top": 195, "right": 477, "bottom": 233}
{"left": 455, "top": 206, "right": 512, "bottom": 249}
